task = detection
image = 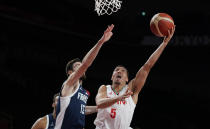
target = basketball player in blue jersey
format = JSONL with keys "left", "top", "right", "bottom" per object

{"left": 55, "top": 24, "right": 114, "bottom": 129}
{"left": 31, "top": 92, "right": 98, "bottom": 129}
{"left": 94, "top": 27, "right": 175, "bottom": 129}
{"left": 31, "top": 93, "right": 59, "bottom": 129}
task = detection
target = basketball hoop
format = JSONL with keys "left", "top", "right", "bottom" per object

{"left": 95, "top": 0, "right": 122, "bottom": 16}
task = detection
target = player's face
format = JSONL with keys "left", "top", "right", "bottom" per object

{"left": 55, "top": 96, "right": 59, "bottom": 105}
{"left": 73, "top": 62, "right": 82, "bottom": 71}
{"left": 53, "top": 96, "right": 59, "bottom": 109}
{"left": 111, "top": 66, "right": 128, "bottom": 85}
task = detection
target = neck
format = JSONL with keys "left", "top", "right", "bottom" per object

{"left": 112, "top": 83, "right": 125, "bottom": 95}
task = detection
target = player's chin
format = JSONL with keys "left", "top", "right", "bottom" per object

{"left": 114, "top": 81, "right": 121, "bottom": 85}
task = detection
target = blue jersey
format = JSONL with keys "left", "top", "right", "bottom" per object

{"left": 46, "top": 113, "right": 55, "bottom": 129}
{"left": 55, "top": 84, "right": 89, "bottom": 129}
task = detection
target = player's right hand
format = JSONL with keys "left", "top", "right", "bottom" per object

{"left": 100, "top": 24, "right": 114, "bottom": 43}
{"left": 118, "top": 89, "right": 133, "bottom": 101}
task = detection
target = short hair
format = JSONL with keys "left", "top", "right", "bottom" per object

{"left": 65, "top": 58, "right": 81, "bottom": 76}
{"left": 115, "top": 65, "right": 129, "bottom": 79}
{"left": 53, "top": 93, "right": 59, "bottom": 103}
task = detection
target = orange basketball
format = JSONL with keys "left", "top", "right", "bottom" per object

{"left": 150, "top": 13, "right": 174, "bottom": 37}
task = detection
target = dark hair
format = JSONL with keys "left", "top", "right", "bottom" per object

{"left": 115, "top": 65, "right": 129, "bottom": 79}
{"left": 65, "top": 58, "right": 81, "bottom": 76}
{"left": 53, "top": 93, "right": 60, "bottom": 103}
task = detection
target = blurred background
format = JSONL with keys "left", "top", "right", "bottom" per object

{"left": 0, "top": 0, "right": 209, "bottom": 129}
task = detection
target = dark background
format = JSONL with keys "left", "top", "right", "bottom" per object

{"left": 0, "top": 0, "right": 209, "bottom": 129}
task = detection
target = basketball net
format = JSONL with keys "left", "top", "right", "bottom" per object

{"left": 95, "top": 0, "right": 122, "bottom": 16}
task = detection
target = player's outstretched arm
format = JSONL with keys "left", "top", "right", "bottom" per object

{"left": 96, "top": 85, "right": 133, "bottom": 109}
{"left": 85, "top": 106, "right": 98, "bottom": 115}
{"left": 129, "top": 27, "right": 175, "bottom": 104}
{"left": 66, "top": 24, "right": 114, "bottom": 86}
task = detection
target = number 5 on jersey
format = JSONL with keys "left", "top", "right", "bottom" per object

{"left": 110, "top": 108, "right": 116, "bottom": 119}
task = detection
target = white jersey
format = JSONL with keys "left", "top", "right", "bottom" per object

{"left": 94, "top": 85, "right": 136, "bottom": 129}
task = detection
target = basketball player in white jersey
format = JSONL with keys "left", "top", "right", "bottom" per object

{"left": 94, "top": 27, "right": 175, "bottom": 129}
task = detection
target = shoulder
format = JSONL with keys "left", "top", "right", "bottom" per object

{"left": 97, "top": 85, "right": 107, "bottom": 92}
{"left": 96, "top": 85, "right": 108, "bottom": 96}
{"left": 31, "top": 115, "right": 47, "bottom": 129}
{"left": 40, "top": 115, "right": 47, "bottom": 124}
{"left": 37, "top": 115, "right": 47, "bottom": 126}
{"left": 96, "top": 85, "right": 108, "bottom": 102}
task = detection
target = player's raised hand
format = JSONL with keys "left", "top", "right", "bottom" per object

{"left": 163, "top": 25, "right": 175, "bottom": 44}
{"left": 100, "top": 24, "right": 114, "bottom": 43}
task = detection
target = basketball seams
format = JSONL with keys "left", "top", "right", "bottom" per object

{"left": 158, "top": 17, "right": 174, "bottom": 24}
{"left": 158, "top": 16, "right": 174, "bottom": 36}
{"left": 154, "top": 14, "right": 164, "bottom": 37}
{"left": 150, "top": 13, "right": 174, "bottom": 37}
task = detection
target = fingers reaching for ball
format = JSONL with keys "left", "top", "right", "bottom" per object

{"left": 163, "top": 25, "right": 176, "bottom": 44}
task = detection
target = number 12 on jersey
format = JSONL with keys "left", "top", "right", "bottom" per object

{"left": 110, "top": 108, "right": 116, "bottom": 118}
{"left": 80, "top": 104, "right": 85, "bottom": 114}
